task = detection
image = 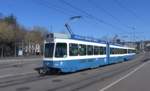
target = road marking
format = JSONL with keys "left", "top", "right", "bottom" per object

{"left": 99, "top": 61, "right": 149, "bottom": 91}
{"left": 0, "top": 71, "right": 36, "bottom": 79}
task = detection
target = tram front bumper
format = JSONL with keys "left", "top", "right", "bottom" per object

{"left": 43, "top": 60, "right": 64, "bottom": 68}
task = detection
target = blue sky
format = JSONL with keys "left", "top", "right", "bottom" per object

{"left": 0, "top": 0, "right": 150, "bottom": 41}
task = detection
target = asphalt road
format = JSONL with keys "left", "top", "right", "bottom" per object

{"left": 0, "top": 57, "right": 42, "bottom": 78}
{"left": 102, "top": 60, "right": 150, "bottom": 91}
{"left": 0, "top": 53, "right": 150, "bottom": 91}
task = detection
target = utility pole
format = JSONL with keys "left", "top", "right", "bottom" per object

{"left": 128, "top": 25, "right": 136, "bottom": 47}
{"left": 132, "top": 26, "right": 136, "bottom": 42}
{"left": 132, "top": 26, "right": 136, "bottom": 48}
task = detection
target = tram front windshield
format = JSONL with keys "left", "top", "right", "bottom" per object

{"left": 44, "top": 43, "right": 54, "bottom": 58}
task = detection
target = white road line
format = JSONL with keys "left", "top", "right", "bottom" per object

{"left": 0, "top": 71, "right": 36, "bottom": 79}
{"left": 99, "top": 61, "right": 149, "bottom": 91}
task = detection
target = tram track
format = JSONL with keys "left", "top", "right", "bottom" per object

{"left": 0, "top": 53, "right": 149, "bottom": 90}
{"left": 0, "top": 61, "right": 41, "bottom": 70}
{"left": 0, "top": 62, "right": 30, "bottom": 69}
{"left": 71, "top": 60, "right": 150, "bottom": 91}
{"left": 0, "top": 71, "right": 58, "bottom": 88}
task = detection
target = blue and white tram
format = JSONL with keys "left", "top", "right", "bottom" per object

{"left": 41, "top": 34, "right": 136, "bottom": 73}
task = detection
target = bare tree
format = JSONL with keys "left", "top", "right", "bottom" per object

{"left": 0, "top": 22, "right": 15, "bottom": 57}
{"left": 0, "top": 14, "right": 49, "bottom": 57}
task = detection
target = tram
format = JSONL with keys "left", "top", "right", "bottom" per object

{"left": 38, "top": 33, "right": 136, "bottom": 74}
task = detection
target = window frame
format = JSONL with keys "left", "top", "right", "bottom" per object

{"left": 78, "top": 44, "right": 86, "bottom": 56}
{"left": 69, "top": 43, "right": 79, "bottom": 56}
{"left": 94, "top": 46, "right": 99, "bottom": 55}
{"left": 44, "top": 43, "right": 55, "bottom": 58}
{"left": 87, "top": 45, "right": 94, "bottom": 55}
{"left": 54, "top": 42, "right": 67, "bottom": 58}
{"left": 99, "top": 46, "right": 106, "bottom": 55}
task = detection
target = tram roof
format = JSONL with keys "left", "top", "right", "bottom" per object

{"left": 45, "top": 33, "right": 135, "bottom": 50}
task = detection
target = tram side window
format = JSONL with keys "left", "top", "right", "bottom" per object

{"left": 124, "top": 49, "right": 127, "bottom": 54}
{"left": 94, "top": 46, "right": 99, "bottom": 55}
{"left": 128, "top": 49, "right": 131, "bottom": 53}
{"left": 113, "top": 48, "right": 119, "bottom": 54}
{"left": 119, "top": 49, "right": 122, "bottom": 54}
{"left": 118, "top": 49, "right": 127, "bottom": 54}
{"left": 87, "top": 45, "right": 93, "bottom": 55}
{"left": 55, "top": 43, "right": 67, "bottom": 58}
{"left": 44, "top": 43, "right": 54, "bottom": 58}
{"left": 69, "top": 43, "right": 78, "bottom": 56}
{"left": 79, "top": 44, "right": 86, "bottom": 56}
{"left": 110, "top": 48, "right": 115, "bottom": 54}
{"left": 133, "top": 50, "right": 136, "bottom": 53}
{"left": 128, "top": 49, "right": 136, "bottom": 53}
{"left": 118, "top": 49, "right": 122, "bottom": 54}
{"left": 110, "top": 48, "right": 114, "bottom": 54}
{"left": 117, "top": 49, "right": 124, "bottom": 54}
{"left": 110, "top": 48, "right": 127, "bottom": 54}
{"left": 99, "top": 47, "right": 106, "bottom": 55}
{"left": 115, "top": 48, "right": 119, "bottom": 54}
{"left": 117, "top": 48, "right": 121, "bottom": 54}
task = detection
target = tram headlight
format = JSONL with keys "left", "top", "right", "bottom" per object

{"left": 54, "top": 62, "right": 59, "bottom": 66}
{"left": 60, "top": 62, "right": 63, "bottom": 65}
{"left": 46, "top": 62, "right": 49, "bottom": 65}
{"left": 54, "top": 61, "right": 63, "bottom": 67}
{"left": 43, "top": 62, "right": 49, "bottom": 66}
